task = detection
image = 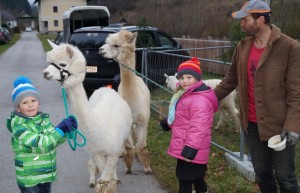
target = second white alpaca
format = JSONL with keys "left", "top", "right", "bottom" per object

{"left": 99, "top": 30, "right": 152, "bottom": 174}
{"left": 164, "top": 73, "right": 240, "bottom": 132}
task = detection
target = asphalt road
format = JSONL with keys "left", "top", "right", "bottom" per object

{"left": 0, "top": 31, "right": 167, "bottom": 193}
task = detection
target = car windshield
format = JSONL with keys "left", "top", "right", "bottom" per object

{"left": 69, "top": 32, "right": 112, "bottom": 49}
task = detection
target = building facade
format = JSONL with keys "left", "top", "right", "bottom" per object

{"left": 34, "top": 0, "right": 86, "bottom": 33}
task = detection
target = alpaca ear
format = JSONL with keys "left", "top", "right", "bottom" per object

{"left": 174, "top": 73, "right": 178, "bottom": 77}
{"left": 164, "top": 74, "right": 169, "bottom": 78}
{"left": 66, "top": 46, "right": 74, "bottom": 58}
{"left": 47, "top": 39, "right": 58, "bottom": 49}
{"left": 128, "top": 32, "right": 137, "bottom": 44}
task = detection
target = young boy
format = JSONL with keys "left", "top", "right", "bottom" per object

{"left": 7, "top": 76, "right": 77, "bottom": 193}
{"left": 160, "top": 57, "right": 218, "bottom": 193}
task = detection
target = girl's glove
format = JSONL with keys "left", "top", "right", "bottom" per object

{"left": 159, "top": 117, "right": 171, "bottom": 131}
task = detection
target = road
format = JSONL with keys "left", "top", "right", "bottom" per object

{"left": 0, "top": 31, "right": 167, "bottom": 193}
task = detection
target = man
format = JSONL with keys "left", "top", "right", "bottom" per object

{"left": 214, "top": 0, "right": 300, "bottom": 193}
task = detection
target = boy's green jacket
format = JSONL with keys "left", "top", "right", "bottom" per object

{"left": 7, "top": 112, "right": 65, "bottom": 188}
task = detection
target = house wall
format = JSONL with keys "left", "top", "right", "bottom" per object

{"left": 38, "top": 0, "right": 86, "bottom": 33}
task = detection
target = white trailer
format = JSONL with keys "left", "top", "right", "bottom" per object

{"left": 63, "top": 6, "right": 110, "bottom": 42}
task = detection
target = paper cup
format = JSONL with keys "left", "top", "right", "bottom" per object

{"left": 268, "top": 135, "right": 287, "bottom": 151}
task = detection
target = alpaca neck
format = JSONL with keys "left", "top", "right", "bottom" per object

{"left": 119, "top": 53, "right": 137, "bottom": 88}
{"left": 65, "top": 83, "right": 91, "bottom": 129}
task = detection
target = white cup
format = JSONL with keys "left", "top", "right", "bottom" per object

{"left": 268, "top": 135, "right": 287, "bottom": 151}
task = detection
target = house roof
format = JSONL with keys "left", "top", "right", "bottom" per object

{"left": 1, "top": 10, "right": 16, "bottom": 21}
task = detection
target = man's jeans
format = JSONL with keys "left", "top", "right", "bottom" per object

{"left": 18, "top": 182, "right": 52, "bottom": 193}
{"left": 245, "top": 121, "right": 298, "bottom": 193}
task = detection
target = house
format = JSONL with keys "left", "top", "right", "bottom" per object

{"left": 17, "top": 12, "right": 38, "bottom": 31}
{"left": 33, "top": 0, "right": 86, "bottom": 33}
{"left": 1, "top": 10, "right": 17, "bottom": 28}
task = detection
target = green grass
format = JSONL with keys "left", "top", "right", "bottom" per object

{"left": 37, "top": 33, "right": 56, "bottom": 52}
{"left": 0, "top": 34, "right": 21, "bottom": 54}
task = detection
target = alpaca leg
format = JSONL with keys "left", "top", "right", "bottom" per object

{"left": 96, "top": 155, "right": 119, "bottom": 193}
{"left": 92, "top": 153, "right": 106, "bottom": 184}
{"left": 134, "top": 123, "right": 152, "bottom": 174}
{"left": 88, "top": 158, "right": 99, "bottom": 188}
{"left": 215, "top": 109, "right": 225, "bottom": 130}
{"left": 122, "top": 136, "right": 135, "bottom": 174}
{"left": 113, "top": 167, "right": 121, "bottom": 184}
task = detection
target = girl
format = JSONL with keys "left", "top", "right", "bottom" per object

{"left": 161, "top": 57, "right": 218, "bottom": 193}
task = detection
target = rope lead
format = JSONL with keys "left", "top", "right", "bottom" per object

{"left": 61, "top": 87, "right": 87, "bottom": 151}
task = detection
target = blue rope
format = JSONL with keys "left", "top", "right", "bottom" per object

{"left": 61, "top": 87, "right": 87, "bottom": 151}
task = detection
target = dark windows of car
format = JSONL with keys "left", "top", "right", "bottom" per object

{"left": 136, "top": 31, "right": 156, "bottom": 48}
{"left": 70, "top": 32, "right": 110, "bottom": 49}
{"left": 157, "top": 32, "right": 174, "bottom": 48}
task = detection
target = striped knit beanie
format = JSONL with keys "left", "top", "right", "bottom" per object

{"left": 176, "top": 57, "right": 202, "bottom": 80}
{"left": 12, "top": 76, "right": 41, "bottom": 109}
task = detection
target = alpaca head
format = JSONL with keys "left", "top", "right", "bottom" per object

{"left": 99, "top": 30, "right": 137, "bottom": 61}
{"left": 164, "top": 73, "right": 178, "bottom": 92}
{"left": 43, "top": 40, "right": 86, "bottom": 88}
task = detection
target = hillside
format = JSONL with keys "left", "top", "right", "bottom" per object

{"left": 88, "top": 0, "right": 300, "bottom": 39}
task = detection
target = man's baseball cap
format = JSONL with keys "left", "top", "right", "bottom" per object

{"left": 231, "top": 0, "right": 271, "bottom": 19}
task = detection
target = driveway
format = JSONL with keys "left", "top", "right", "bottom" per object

{"left": 0, "top": 31, "right": 167, "bottom": 193}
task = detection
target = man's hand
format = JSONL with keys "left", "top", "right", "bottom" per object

{"left": 281, "top": 130, "right": 299, "bottom": 146}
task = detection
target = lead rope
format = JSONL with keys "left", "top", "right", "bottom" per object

{"left": 61, "top": 87, "right": 87, "bottom": 151}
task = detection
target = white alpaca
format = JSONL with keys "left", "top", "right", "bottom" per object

{"left": 99, "top": 30, "right": 152, "bottom": 174}
{"left": 164, "top": 74, "right": 240, "bottom": 132}
{"left": 43, "top": 41, "right": 133, "bottom": 193}
{"left": 164, "top": 73, "right": 178, "bottom": 92}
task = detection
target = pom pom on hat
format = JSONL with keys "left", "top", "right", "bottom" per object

{"left": 12, "top": 76, "right": 41, "bottom": 109}
{"left": 176, "top": 57, "right": 202, "bottom": 80}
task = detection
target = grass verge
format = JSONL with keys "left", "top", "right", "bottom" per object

{"left": 37, "top": 33, "right": 56, "bottom": 52}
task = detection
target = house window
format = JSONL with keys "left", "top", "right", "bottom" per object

{"left": 54, "top": 20, "right": 59, "bottom": 27}
{"left": 53, "top": 6, "right": 58, "bottom": 13}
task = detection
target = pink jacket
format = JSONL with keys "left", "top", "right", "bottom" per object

{"left": 168, "top": 81, "right": 218, "bottom": 164}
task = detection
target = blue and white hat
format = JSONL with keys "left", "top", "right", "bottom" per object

{"left": 12, "top": 76, "right": 41, "bottom": 109}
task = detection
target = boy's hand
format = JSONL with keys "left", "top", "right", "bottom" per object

{"left": 69, "top": 116, "right": 78, "bottom": 129}
{"left": 56, "top": 118, "right": 72, "bottom": 133}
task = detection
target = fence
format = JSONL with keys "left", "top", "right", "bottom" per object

{"left": 175, "top": 38, "right": 232, "bottom": 76}
{"left": 136, "top": 46, "right": 247, "bottom": 162}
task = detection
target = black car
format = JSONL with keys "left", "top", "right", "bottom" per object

{"left": 0, "top": 27, "right": 12, "bottom": 44}
{"left": 53, "top": 31, "right": 64, "bottom": 45}
{"left": 69, "top": 25, "right": 189, "bottom": 93}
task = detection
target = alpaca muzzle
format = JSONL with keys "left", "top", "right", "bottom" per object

{"left": 50, "top": 63, "right": 71, "bottom": 82}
